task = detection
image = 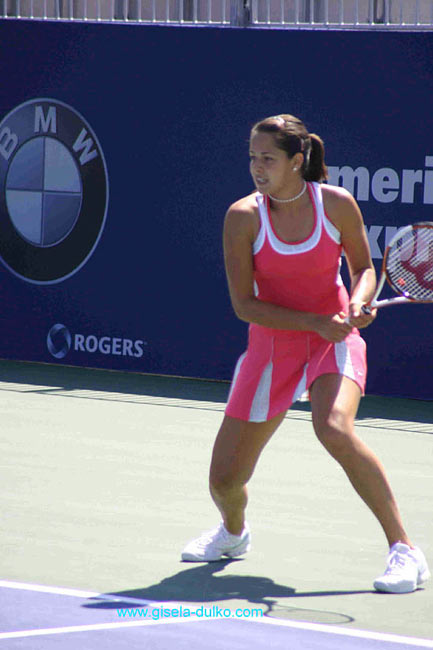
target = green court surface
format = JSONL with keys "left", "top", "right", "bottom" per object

{"left": 1, "top": 360, "right": 432, "bottom": 642}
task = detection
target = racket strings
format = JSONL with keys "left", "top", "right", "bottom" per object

{"left": 386, "top": 227, "right": 433, "bottom": 301}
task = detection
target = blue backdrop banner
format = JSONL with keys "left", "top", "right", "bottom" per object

{"left": 0, "top": 20, "right": 432, "bottom": 399}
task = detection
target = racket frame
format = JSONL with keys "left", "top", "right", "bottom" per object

{"left": 362, "top": 221, "right": 433, "bottom": 313}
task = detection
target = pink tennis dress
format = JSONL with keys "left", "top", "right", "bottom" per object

{"left": 225, "top": 182, "right": 367, "bottom": 423}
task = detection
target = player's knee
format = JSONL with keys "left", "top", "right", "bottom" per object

{"left": 209, "top": 465, "right": 245, "bottom": 496}
{"left": 314, "top": 412, "right": 355, "bottom": 458}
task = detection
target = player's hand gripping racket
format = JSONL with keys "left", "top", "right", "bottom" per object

{"left": 362, "top": 221, "right": 433, "bottom": 314}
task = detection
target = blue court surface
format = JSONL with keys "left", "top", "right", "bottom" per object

{"left": 1, "top": 580, "right": 433, "bottom": 650}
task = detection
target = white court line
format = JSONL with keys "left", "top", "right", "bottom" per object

{"left": 249, "top": 617, "right": 433, "bottom": 648}
{"left": 0, "top": 579, "right": 169, "bottom": 607}
{"left": 0, "top": 617, "right": 209, "bottom": 640}
{"left": 0, "top": 580, "right": 99, "bottom": 600}
{"left": 1, "top": 579, "right": 433, "bottom": 647}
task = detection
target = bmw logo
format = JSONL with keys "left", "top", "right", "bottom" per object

{"left": 47, "top": 323, "right": 72, "bottom": 359}
{"left": 0, "top": 98, "right": 109, "bottom": 284}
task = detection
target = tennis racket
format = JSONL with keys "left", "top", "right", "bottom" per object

{"left": 362, "top": 221, "right": 433, "bottom": 314}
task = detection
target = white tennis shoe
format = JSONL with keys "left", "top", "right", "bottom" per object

{"left": 374, "top": 543, "right": 431, "bottom": 593}
{"left": 181, "top": 522, "right": 251, "bottom": 562}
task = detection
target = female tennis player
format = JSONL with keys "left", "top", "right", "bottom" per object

{"left": 182, "top": 114, "right": 430, "bottom": 594}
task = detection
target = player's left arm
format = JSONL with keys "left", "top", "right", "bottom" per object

{"left": 323, "top": 185, "right": 377, "bottom": 328}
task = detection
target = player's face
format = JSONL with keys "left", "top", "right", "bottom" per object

{"left": 249, "top": 132, "right": 292, "bottom": 195}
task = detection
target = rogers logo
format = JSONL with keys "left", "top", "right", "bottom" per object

{"left": 74, "top": 333, "right": 145, "bottom": 358}
{"left": 47, "top": 324, "right": 146, "bottom": 359}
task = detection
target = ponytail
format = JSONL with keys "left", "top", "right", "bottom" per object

{"left": 302, "top": 133, "right": 328, "bottom": 182}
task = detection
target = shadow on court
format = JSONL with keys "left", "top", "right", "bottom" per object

{"left": 83, "top": 559, "right": 373, "bottom": 623}
{"left": 356, "top": 395, "right": 433, "bottom": 426}
{"left": 0, "top": 359, "right": 230, "bottom": 403}
{"left": 0, "top": 359, "right": 431, "bottom": 430}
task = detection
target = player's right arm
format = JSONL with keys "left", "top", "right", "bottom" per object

{"left": 222, "top": 200, "right": 351, "bottom": 342}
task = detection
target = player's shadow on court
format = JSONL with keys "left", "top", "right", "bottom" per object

{"left": 83, "top": 560, "right": 371, "bottom": 622}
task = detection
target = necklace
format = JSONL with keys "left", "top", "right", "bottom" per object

{"left": 268, "top": 181, "right": 307, "bottom": 204}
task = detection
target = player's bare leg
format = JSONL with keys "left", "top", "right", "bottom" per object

{"left": 209, "top": 412, "right": 286, "bottom": 535}
{"left": 181, "top": 412, "right": 286, "bottom": 561}
{"left": 310, "top": 373, "right": 412, "bottom": 548}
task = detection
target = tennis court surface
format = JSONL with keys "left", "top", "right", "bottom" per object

{"left": 1, "top": 360, "right": 432, "bottom": 649}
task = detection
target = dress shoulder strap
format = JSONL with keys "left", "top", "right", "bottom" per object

{"left": 253, "top": 193, "right": 267, "bottom": 254}
{"left": 310, "top": 182, "right": 341, "bottom": 244}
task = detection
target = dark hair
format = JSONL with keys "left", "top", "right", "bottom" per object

{"left": 251, "top": 114, "right": 328, "bottom": 182}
